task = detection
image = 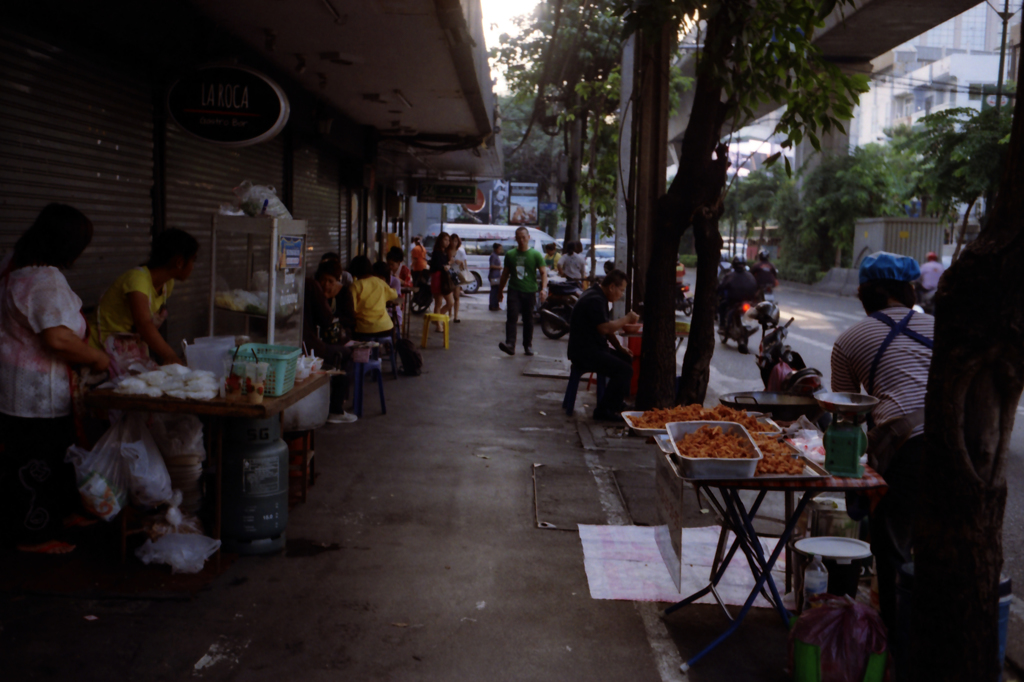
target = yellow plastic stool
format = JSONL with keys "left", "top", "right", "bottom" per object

{"left": 422, "top": 313, "right": 450, "bottom": 349}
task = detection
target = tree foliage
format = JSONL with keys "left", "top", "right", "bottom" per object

{"left": 895, "top": 106, "right": 1012, "bottom": 228}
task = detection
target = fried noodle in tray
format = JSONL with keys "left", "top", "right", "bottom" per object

{"left": 622, "top": 403, "right": 780, "bottom": 437}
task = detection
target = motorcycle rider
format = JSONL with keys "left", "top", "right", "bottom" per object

{"left": 750, "top": 251, "right": 778, "bottom": 291}
{"left": 918, "top": 251, "right": 944, "bottom": 292}
{"left": 830, "top": 252, "right": 933, "bottom": 641}
{"left": 717, "top": 257, "right": 759, "bottom": 332}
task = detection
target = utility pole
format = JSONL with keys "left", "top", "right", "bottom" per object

{"left": 995, "top": 0, "right": 1012, "bottom": 118}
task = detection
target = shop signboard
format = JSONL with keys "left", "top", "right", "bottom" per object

{"left": 509, "top": 182, "right": 539, "bottom": 225}
{"left": 168, "top": 66, "right": 290, "bottom": 147}
{"left": 417, "top": 182, "right": 478, "bottom": 204}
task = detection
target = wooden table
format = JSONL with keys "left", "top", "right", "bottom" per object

{"left": 86, "top": 373, "right": 331, "bottom": 566}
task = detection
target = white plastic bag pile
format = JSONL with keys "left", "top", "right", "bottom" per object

{"left": 114, "top": 364, "right": 219, "bottom": 401}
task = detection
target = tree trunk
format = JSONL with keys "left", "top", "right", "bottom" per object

{"left": 588, "top": 122, "right": 600, "bottom": 277}
{"left": 912, "top": 46, "right": 1024, "bottom": 682}
{"left": 950, "top": 197, "right": 976, "bottom": 265}
{"left": 636, "top": 12, "right": 730, "bottom": 409}
{"left": 564, "top": 112, "right": 584, "bottom": 244}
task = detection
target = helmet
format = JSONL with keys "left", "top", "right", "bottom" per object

{"left": 758, "top": 250, "right": 769, "bottom": 262}
{"left": 858, "top": 252, "right": 921, "bottom": 284}
{"left": 753, "top": 301, "right": 780, "bottom": 327}
{"left": 926, "top": 251, "right": 938, "bottom": 261}
{"left": 731, "top": 257, "right": 746, "bottom": 270}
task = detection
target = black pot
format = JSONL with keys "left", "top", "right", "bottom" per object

{"left": 719, "top": 391, "right": 824, "bottom": 422}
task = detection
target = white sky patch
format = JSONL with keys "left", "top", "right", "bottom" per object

{"left": 481, "top": 0, "right": 542, "bottom": 93}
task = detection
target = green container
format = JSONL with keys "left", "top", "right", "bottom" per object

{"left": 221, "top": 417, "right": 289, "bottom": 554}
{"left": 792, "top": 640, "right": 887, "bottom": 682}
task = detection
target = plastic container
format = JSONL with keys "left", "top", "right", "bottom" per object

{"left": 231, "top": 343, "right": 300, "bottom": 397}
{"left": 183, "top": 336, "right": 235, "bottom": 377}
{"left": 281, "top": 382, "right": 330, "bottom": 431}
{"left": 804, "top": 555, "right": 829, "bottom": 605}
{"left": 665, "top": 421, "right": 762, "bottom": 479}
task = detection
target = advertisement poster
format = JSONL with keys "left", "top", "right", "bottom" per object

{"left": 278, "top": 235, "right": 304, "bottom": 270}
{"left": 509, "top": 182, "right": 539, "bottom": 225}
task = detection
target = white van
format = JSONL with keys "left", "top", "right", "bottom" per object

{"left": 421, "top": 223, "right": 556, "bottom": 290}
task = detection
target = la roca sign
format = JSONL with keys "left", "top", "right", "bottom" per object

{"left": 168, "top": 66, "right": 290, "bottom": 147}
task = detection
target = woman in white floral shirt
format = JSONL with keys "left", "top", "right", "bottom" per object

{"left": 0, "top": 204, "right": 109, "bottom": 554}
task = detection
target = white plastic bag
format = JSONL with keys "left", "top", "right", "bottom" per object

{"left": 120, "top": 413, "right": 174, "bottom": 507}
{"left": 65, "top": 427, "right": 131, "bottom": 522}
{"left": 234, "top": 180, "right": 292, "bottom": 219}
{"left": 149, "top": 414, "right": 206, "bottom": 461}
{"left": 135, "top": 533, "right": 221, "bottom": 574}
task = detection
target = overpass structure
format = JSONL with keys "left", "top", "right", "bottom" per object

{"left": 666, "top": 0, "right": 985, "bottom": 149}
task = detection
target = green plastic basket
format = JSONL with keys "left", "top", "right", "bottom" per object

{"left": 792, "top": 640, "right": 887, "bottom": 682}
{"left": 232, "top": 343, "right": 301, "bottom": 397}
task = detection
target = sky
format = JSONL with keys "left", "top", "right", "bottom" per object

{"left": 480, "top": 0, "right": 540, "bottom": 92}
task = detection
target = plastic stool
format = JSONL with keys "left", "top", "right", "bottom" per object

{"left": 353, "top": 359, "right": 386, "bottom": 417}
{"left": 369, "top": 333, "right": 398, "bottom": 378}
{"left": 562, "top": 365, "right": 607, "bottom": 416}
{"left": 422, "top": 313, "right": 449, "bottom": 349}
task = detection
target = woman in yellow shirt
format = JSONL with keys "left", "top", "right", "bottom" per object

{"left": 349, "top": 255, "right": 397, "bottom": 339}
{"left": 92, "top": 228, "right": 198, "bottom": 365}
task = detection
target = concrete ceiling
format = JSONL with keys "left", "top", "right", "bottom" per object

{"left": 188, "top": 0, "right": 502, "bottom": 180}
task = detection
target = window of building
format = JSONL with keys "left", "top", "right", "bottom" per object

{"left": 968, "top": 83, "right": 983, "bottom": 100}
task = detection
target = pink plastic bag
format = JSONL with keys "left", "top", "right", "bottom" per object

{"left": 788, "top": 595, "right": 889, "bottom": 682}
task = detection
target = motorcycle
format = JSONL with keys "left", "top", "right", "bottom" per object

{"left": 719, "top": 300, "right": 760, "bottom": 354}
{"left": 750, "top": 301, "right": 822, "bottom": 394}
{"left": 675, "top": 283, "right": 694, "bottom": 317}
{"left": 538, "top": 281, "right": 581, "bottom": 339}
{"left": 410, "top": 272, "right": 433, "bottom": 314}
{"left": 913, "top": 281, "right": 936, "bottom": 315}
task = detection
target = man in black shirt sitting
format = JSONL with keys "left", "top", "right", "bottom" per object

{"left": 567, "top": 269, "right": 640, "bottom": 422}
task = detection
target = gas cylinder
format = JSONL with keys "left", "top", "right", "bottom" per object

{"left": 221, "top": 417, "right": 289, "bottom": 554}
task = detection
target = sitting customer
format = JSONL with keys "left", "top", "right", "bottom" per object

{"left": 566, "top": 269, "right": 639, "bottom": 422}
{"left": 349, "top": 255, "right": 397, "bottom": 340}
{"left": 304, "top": 259, "right": 357, "bottom": 424}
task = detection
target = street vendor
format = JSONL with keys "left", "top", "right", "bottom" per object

{"left": 91, "top": 228, "right": 198, "bottom": 365}
{"left": 566, "top": 269, "right": 639, "bottom": 422}
{"left": 830, "top": 251, "right": 933, "bottom": 633}
{"left": 304, "top": 258, "right": 356, "bottom": 424}
{"left": 0, "top": 204, "right": 110, "bottom": 554}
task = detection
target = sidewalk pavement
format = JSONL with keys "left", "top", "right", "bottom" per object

{"left": 1, "top": 289, "right": 1012, "bottom": 680}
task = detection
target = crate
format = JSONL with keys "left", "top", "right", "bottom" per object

{"left": 232, "top": 343, "right": 301, "bottom": 396}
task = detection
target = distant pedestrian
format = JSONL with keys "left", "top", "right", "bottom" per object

{"left": 496, "top": 226, "right": 547, "bottom": 356}
{"left": 448, "top": 233, "right": 468, "bottom": 323}
{"left": 411, "top": 236, "right": 428, "bottom": 285}
{"left": 918, "top": 251, "right": 944, "bottom": 291}
{"left": 544, "top": 242, "right": 561, "bottom": 271}
{"left": 429, "top": 232, "right": 454, "bottom": 332}
{"left": 488, "top": 242, "right": 504, "bottom": 311}
{"left": 559, "top": 241, "right": 586, "bottom": 285}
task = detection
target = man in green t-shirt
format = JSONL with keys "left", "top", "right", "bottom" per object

{"left": 497, "top": 226, "right": 547, "bottom": 356}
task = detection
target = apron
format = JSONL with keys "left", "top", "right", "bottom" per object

{"left": 864, "top": 310, "right": 934, "bottom": 475}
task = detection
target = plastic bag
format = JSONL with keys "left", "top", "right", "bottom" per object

{"left": 233, "top": 180, "right": 292, "bottom": 219}
{"left": 104, "top": 333, "right": 158, "bottom": 380}
{"left": 788, "top": 595, "right": 889, "bottom": 682}
{"left": 119, "top": 413, "right": 174, "bottom": 507}
{"left": 65, "top": 427, "right": 130, "bottom": 522}
{"left": 149, "top": 414, "right": 206, "bottom": 462}
{"left": 135, "top": 533, "right": 221, "bottom": 574}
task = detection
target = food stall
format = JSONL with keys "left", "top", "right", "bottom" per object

{"left": 622, "top": 402, "right": 887, "bottom": 672}
{"left": 210, "top": 215, "right": 306, "bottom": 346}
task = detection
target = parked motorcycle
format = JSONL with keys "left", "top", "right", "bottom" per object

{"left": 675, "top": 283, "right": 694, "bottom": 317}
{"left": 538, "top": 281, "right": 581, "bottom": 339}
{"left": 410, "top": 273, "right": 433, "bottom": 314}
{"left": 750, "top": 301, "right": 822, "bottom": 394}
{"left": 719, "top": 300, "right": 760, "bottom": 354}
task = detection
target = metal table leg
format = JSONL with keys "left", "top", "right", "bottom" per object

{"left": 680, "top": 490, "right": 815, "bottom": 671}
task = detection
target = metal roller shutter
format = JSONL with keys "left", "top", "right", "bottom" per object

{"left": 292, "top": 145, "right": 341, "bottom": 276}
{"left": 0, "top": 27, "right": 154, "bottom": 309}
{"left": 164, "top": 125, "right": 284, "bottom": 346}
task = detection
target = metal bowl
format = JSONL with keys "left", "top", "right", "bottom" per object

{"left": 813, "top": 391, "right": 879, "bottom": 416}
{"left": 718, "top": 391, "right": 823, "bottom": 422}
